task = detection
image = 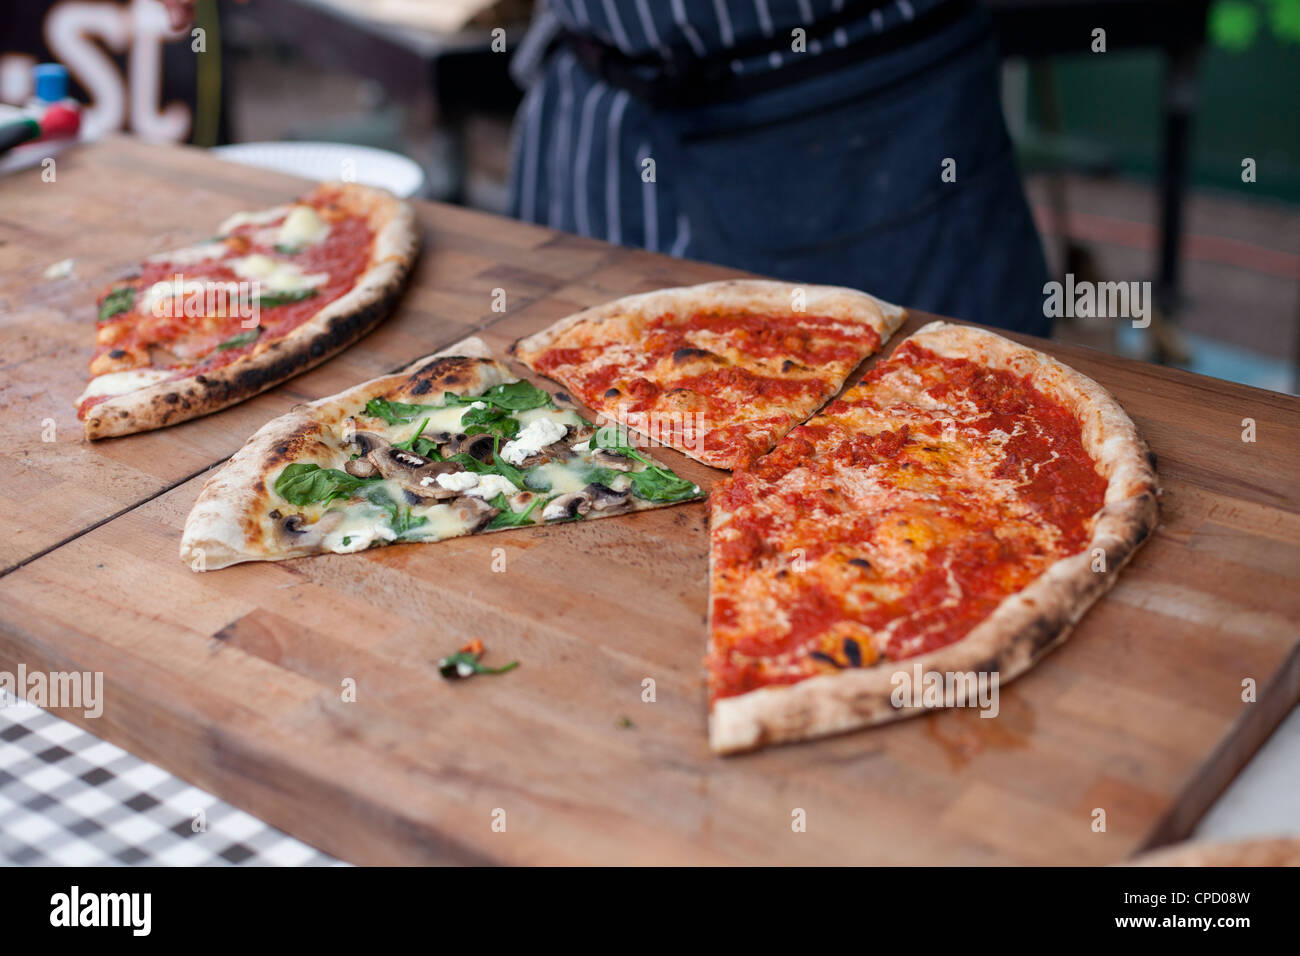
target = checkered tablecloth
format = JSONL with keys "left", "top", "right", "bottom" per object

{"left": 3, "top": 688, "right": 1296, "bottom": 865}
{"left": 0, "top": 696, "right": 340, "bottom": 866}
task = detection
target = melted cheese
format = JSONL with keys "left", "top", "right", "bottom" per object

{"left": 218, "top": 205, "right": 289, "bottom": 235}
{"left": 229, "top": 254, "right": 329, "bottom": 293}
{"left": 77, "top": 368, "right": 173, "bottom": 403}
{"left": 276, "top": 205, "right": 330, "bottom": 249}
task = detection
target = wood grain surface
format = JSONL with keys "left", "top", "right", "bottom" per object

{"left": 0, "top": 138, "right": 1296, "bottom": 865}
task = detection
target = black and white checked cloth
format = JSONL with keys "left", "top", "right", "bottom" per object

{"left": 0, "top": 697, "right": 340, "bottom": 866}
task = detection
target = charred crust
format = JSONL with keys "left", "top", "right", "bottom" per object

{"left": 672, "top": 346, "right": 715, "bottom": 364}
{"left": 604, "top": 387, "right": 620, "bottom": 398}
{"left": 261, "top": 422, "right": 331, "bottom": 468}
{"left": 95, "top": 268, "right": 411, "bottom": 438}
{"left": 402, "top": 354, "right": 490, "bottom": 397}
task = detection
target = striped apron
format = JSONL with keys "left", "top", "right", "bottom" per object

{"left": 508, "top": 0, "right": 1051, "bottom": 336}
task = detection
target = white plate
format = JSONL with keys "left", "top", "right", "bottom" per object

{"left": 212, "top": 141, "right": 426, "bottom": 198}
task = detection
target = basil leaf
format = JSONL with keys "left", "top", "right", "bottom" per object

{"left": 364, "top": 398, "right": 437, "bottom": 426}
{"left": 591, "top": 425, "right": 650, "bottom": 465}
{"left": 627, "top": 465, "right": 700, "bottom": 502}
{"left": 443, "top": 380, "right": 550, "bottom": 411}
{"left": 273, "top": 463, "right": 378, "bottom": 505}
{"left": 257, "top": 288, "right": 318, "bottom": 308}
{"left": 273, "top": 243, "right": 301, "bottom": 255}
{"left": 98, "top": 286, "right": 135, "bottom": 321}
{"left": 487, "top": 492, "right": 545, "bottom": 529}
{"left": 215, "top": 328, "right": 260, "bottom": 351}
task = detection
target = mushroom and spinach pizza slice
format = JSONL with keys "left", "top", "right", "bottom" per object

{"left": 78, "top": 182, "right": 418, "bottom": 439}
{"left": 180, "top": 338, "right": 703, "bottom": 570}
{"left": 707, "top": 322, "right": 1159, "bottom": 753}
{"left": 511, "top": 279, "right": 906, "bottom": 470}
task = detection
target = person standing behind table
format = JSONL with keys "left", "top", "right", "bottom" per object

{"left": 508, "top": 0, "right": 1051, "bottom": 337}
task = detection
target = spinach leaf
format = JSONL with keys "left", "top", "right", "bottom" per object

{"left": 273, "top": 243, "right": 300, "bottom": 255}
{"left": 438, "top": 649, "right": 518, "bottom": 679}
{"left": 274, "top": 463, "right": 378, "bottom": 505}
{"left": 257, "top": 288, "right": 318, "bottom": 309}
{"left": 523, "top": 469, "right": 552, "bottom": 493}
{"left": 215, "top": 328, "right": 260, "bottom": 351}
{"left": 407, "top": 437, "right": 444, "bottom": 458}
{"left": 363, "top": 485, "right": 428, "bottom": 538}
{"left": 627, "top": 465, "right": 700, "bottom": 502}
{"left": 591, "top": 425, "right": 650, "bottom": 465}
{"left": 443, "top": 380, "right": 550, "bottom": 411}
{"left": 582, "top": 466, "right": 624, "bottom": 488}
{"left": 446, "top": 452, "right": 493, "bottom": 474}
{"left": 98, "top": 286, "right": 135, "bottom": 321}
{"left": 487, "top": 493, "right": 546, "bottom": 530}
{"left": 392, "top": 418, "right": 442, "bottom": 458}
{"left": 461, "top": 404, "right": 520, "bottom": 441}
{"left": 364, "top": 398, "right": 438, "bottom": 426}
{"left": 492, "top": 453, "right": 527, "bottom": 490}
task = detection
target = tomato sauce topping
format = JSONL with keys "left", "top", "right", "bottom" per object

{"left": 710, "top": 344, "right": 1109, "bottom": 701}
{"left": 88, "top": 200, "right": 374, "bottom": 391}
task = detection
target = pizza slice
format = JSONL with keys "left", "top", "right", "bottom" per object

{"left": 707, "top": 322, "right": 1159, "bottom": 753}
{"left": 78, "top": 182, "right": 418, "bottom": 439}
{"left": 511, "top": 279, "right": 905, "bottom": 471}
{"left": 180, "top": 338, "right": 703, "bottom": 571}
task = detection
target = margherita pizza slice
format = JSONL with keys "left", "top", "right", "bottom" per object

{"left": 79, "top": 182, "right": 418, "bottom": 439}
{"left": 511, "top": 280, "right": 905, "bottom": 470}
{"left": 180, "top": 338, "right": 703, "bottom": 571}
{"left": 708, "top": 322, "right": 1158, "bottom": 753}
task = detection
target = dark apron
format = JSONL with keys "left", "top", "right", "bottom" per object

{"left": 509, "top": 1, "right": 1051, "bottom": 337}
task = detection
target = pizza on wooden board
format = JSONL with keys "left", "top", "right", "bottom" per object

{"left": 511, "top": 280, "right": 906, "bottom": 470}
{"left": 707, "top": 322, "right": 1159, "bottom": 753}
{"left": 180, "top": 338, "right": 702, "bottom": 571}
{"left": 78, "top": 182, "right": 419, "bottom": 440}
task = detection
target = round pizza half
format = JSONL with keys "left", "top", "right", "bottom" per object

{"left": 511, "top": 279, "right": 906, "bottom": 470}
{"left": 708, "top": 321, "right": 1160, "bottom": 753}
{"left": 78, "top": 182, "right": 419, "bottom": 439}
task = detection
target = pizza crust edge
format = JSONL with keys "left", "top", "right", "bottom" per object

{"left": 709, "top": 322, "right": 1160, "bottom": 754}
{"left": 83, "top": 182, "right": 420, "bottom": 440}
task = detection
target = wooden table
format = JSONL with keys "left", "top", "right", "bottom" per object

{"left": 0, "top": 138, "right": 1296, "bottom": 865}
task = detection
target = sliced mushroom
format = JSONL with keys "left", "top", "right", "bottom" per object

{"left": 590, "top": 448, "right": 635, "bottom": 471}
{"left": 353, "top": 442, "right": 461, "bottom": 501}
{"left": 516, "top": 427, "right": 574, "bottom": 468}
{"left": 344, "top": 456, "right": 378, "bottom": 478}
{"left": 542, "top": 491, "right": 592, "bottom": 522}
{"left": 452, "top": 493, "right": 499, "bottom": 532}
{"left": 273, "top": 510, "right": 345, "bottom": 549}
{"left": 349, "top": 430, "right": 390, "bottom": 456}
{"left": 583, "top": 482, "right": 631, "bottom": 511}
{"left": 442, "top": 432, "right": 496, "bottom": 463}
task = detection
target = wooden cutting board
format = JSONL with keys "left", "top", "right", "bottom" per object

{"left": 0, "top": 138, "right": 1296, "bottom": 865}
